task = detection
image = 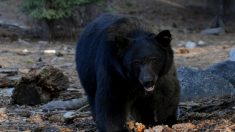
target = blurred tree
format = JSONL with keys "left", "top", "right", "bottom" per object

{"left": 20, "top": 0, "right": 103, "bottom": 39}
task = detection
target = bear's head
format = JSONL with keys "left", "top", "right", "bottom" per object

{"left": 113, "top": 30, "right": 173, "bottom": 92}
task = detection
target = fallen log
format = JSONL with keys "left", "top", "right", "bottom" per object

{"left": 0, "top": 68, "right": 19, "bottom": 88}
{"left": 41, "top": 96, "right": 88, "bottom": 111}
{"left": 0, "top": 68, "right": 18, "bottom": 75}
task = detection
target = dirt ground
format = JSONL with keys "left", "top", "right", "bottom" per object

{"left": 0, "top": 0, "right": 235, "bottom": 131}
{"left": 0, "top": 33, "right": 234, "bottom": 132}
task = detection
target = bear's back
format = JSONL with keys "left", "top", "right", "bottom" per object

{"left": 78, "top": 14, "right": 151, "bottom": 44}
{"left": 81, "top": 14, "right": 121, "bottom": 38}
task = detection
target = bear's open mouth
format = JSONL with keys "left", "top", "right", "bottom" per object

{"left": 144, "top": 86, "right": 155, "bottom": 92}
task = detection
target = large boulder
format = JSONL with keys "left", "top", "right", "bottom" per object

{"left": 206, "top": 60, "right": 235, "bottom": 87}
{"left": 177, "top": 67, "right": 235, "bottom": 101}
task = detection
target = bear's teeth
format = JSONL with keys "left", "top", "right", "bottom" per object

{"left": 144, "top": 86, "right": 154, "bottom": 92}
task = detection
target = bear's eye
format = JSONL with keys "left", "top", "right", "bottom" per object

{"left": 133, "top": 60, "right": 142, "bottom": 65}
{"left": 150, "top": 57, "right": 159, "bottom": 62}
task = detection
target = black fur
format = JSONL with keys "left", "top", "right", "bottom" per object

{"left": 76, "top": 14, "right": 180, "bottom": 132}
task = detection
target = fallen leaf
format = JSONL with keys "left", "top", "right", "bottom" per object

{"left": 172, "top": 123, "right": 196, "bottom": 130}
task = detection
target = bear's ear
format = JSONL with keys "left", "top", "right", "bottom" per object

{"left": 155, "top": 30, "right": 172, "bottom": 47}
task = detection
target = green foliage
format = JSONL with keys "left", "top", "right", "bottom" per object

{"left": 20, "top": 0, "right": 103, "bottom": 20}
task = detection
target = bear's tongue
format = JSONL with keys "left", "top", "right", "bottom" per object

{"left": 144, "top": 86, "right": 155, "bottom": 92}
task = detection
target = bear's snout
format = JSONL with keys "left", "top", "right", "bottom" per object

{"left": 139, "top": 75, "right": 157, "bottom": 92}
{"left": 138, "top": 65, "right": 158, "bottom": 92}
{"left": 143, "top": 80, "right": 155, "bottom": 88}
{"left": 143, "top": 80, "right": 155, "bottom": 92}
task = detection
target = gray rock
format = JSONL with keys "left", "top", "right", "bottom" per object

{"left": 229, "top": 48, "right": 235, "bottom": 61}
{"left": 206, "top": 60, "right": 235, "bottom": 87}
{"left": 200, "top": 27, "right": 225, "bottom": 35}
{"left": 198, "top": 40, "right": 206, "bottom": 46}
{"left": 177, "top": 67, "right": 235, "bottom": 101}
{"left": 0, "top": 88, "right": 14, "bottom": 97}
{"left": 185, "top": 41, "right": 196, "bottom": 49}
{"left": 63, "top": 111, "right": 75, "bottom": 119}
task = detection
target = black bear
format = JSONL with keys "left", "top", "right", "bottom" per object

{"left": 76, "top": 14, "right": 180, "bottom": 132}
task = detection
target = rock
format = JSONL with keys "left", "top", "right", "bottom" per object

{"left": 0, "top": 88, "right": 14, "bottom": 97}
{"left": 44, "top": 50, "right": 56, "bottom": 54}
{"left": 20, "top": 49, "right": 30, "bottom": 55}
{"left": 177, "top": 41, "right": 186, "bottom": 47}
{"left": 185, "top": 41, "right": 196, "bottom": 49}
{"left": 206, "top": 60, "right": 235, "bottom": 87}
{"left": 200, "top": 27, "right": 225, "bottom": 35}
{"left": 229, "top": 48, "right": 235, "bottom": 61}
{"left": 177, "top": 67, "right": 235, "bottom": 101}
{"left": 177, "top": 67, "right": 199, "bottom": 81}
{"left": 63, "top": 111, "right": 75, "bottom": 119}
{"left": 198, "top": 40, "right": 206, "bottom": 46}
{"left": 12, "top": 65, "right": 69, "bottom": 105}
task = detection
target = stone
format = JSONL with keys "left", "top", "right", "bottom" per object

{"left": 201, "top": 27, "right": 225, "bottom": 35}
{"left": 177, "top": 67, "right": 235, "bottom": 101}
{"left": 185, "top": 41, "right": 196, "bottom": 49}
{"left": 198, "top": 40, "right": 206, "bottom": 46}
{"left": 229, "top": 48, "right": 235, "bottom": 61}
{"left": 206, "top": 60, "right": 235, "bottom": 87}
